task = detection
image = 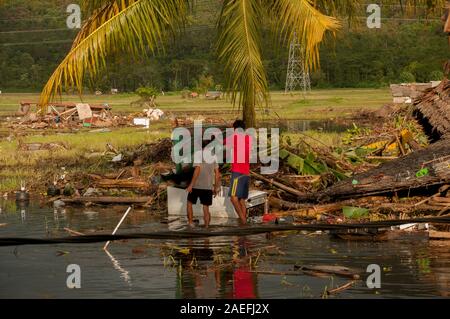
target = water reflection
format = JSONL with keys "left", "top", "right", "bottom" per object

{"left": 104, "top": 249, "right": 132, "bottom": 286}
{"left": 0, "top": 200, "right": 450, "bottom": 298}
{"left": 176, "top": 237, "right": 258, "bottom": 299}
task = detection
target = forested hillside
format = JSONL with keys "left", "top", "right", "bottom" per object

{"left": 0, "top": 0, "right": 448, "bottom": 92}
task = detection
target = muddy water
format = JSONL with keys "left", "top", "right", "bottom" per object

{"left": 0, "top": 200, "right": 449, "bottom": 299}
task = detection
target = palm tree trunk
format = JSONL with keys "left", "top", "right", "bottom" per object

{"left": 242, "top": 102, "right": 256, "bottom": 128}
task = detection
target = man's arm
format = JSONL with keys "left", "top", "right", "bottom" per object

{"left": 186, "top": 166, "right": 201, "bottom": 193}
{"left": 214, "top": 167, "right": 221, "bottom": 196}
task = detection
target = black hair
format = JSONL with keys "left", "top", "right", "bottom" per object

{"left": 233, "top": 119, "right": 246, "bottom": 130}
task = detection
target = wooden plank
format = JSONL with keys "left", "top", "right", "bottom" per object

{"left": 429, "top": 230, "right": 450, "bottom": 240}
{"left": 61, "top": 196, "right": 152, "bottom": 204}
{"left": 93, "top": 179, "right": 150, "bottom": 189}
{"left": 430, "top": 197, "right": 450, "bottom": 204}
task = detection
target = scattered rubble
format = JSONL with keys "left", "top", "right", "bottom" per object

{"left": 5, "top": 101, "right": 166, "bottom": 130}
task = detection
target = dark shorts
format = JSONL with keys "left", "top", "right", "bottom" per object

{"left": 187, "top": 188, "right": 213, "bottom": 206}
{"left": 228, "top": 172, "right": 250, "bottom": 199}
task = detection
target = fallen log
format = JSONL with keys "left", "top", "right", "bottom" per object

{"left": 61, "top": 196, "right": 152, "bottom": 204}
{"left": 251, "top": 171, "right": 304, "bottom": 197}
{"left": 309, "top": 139, "right": 450, "bottom": 202}
{"left": 93, "top": 179, "right": 150, "bottom": 189}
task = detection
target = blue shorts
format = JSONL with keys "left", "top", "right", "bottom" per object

{"left": 228, "top": 172, "right": 250, "bottom": 199}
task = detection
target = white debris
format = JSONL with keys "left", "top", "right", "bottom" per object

{"left": 111, "top": 153, "right": 123, "bottom": 162}
{"left": 133, "top": 117, "right": 150, "bottom": 128}
{"left": 53, "top": 200, "right": 65, "bottom": 208}
{"left": 143, "top": 108, "right": 164, "bottom": 120}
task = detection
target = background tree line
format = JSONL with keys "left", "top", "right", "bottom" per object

{"left": 0, "top": 0, "right": 448, "bottom": 93}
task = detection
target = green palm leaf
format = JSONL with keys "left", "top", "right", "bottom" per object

{"left": 216, "top": 0, "right": 269, "bottom": 128}
{"left": 268, "top": 0, "right": 340, "bottom": 70}
{"left": 38, "top": 0, "right": 186, "bottom": 110}
{"left": 72, "top": 1, "right": 138, "bottom": 49}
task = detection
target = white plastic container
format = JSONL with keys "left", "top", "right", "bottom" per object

{"left": 133, "top": 117, "right": 150, "bottom": 128}
{"left": 167, "top": 186, "right": 267, "bottom": 219}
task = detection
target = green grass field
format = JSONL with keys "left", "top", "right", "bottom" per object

{"left": 0, "top": 88, "right": 391, "bottom": 119}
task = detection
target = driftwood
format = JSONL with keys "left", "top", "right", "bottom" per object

{"left": 251, "top": 171, "right": 304, "bottom": 197}
{"left": 325, "top": 280, "right": 358, "bottom": 296}
{"left": 250, "top": 266, "right": 360, "bottom": 280}
{"left": 61, "top": 196, "right": 152, "bottom": 204}
{"left": 294, "top": 265, "right": 361, "bottom": 280}
{"left": 64, "top": 227, "right": 85, "bottom": 236}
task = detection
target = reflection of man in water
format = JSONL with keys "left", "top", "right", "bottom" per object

{"left": 175, "top": 239, "right": 221, "bottom": 299}
{"left": 232, "top": 237, "right": 258, "bottom": 299}
{"left": 175, "top": 237, "right": 258, "bottom": 299}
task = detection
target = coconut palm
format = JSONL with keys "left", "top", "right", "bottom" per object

{"left": 38, "top": 0, "right": 446, "bottom": 127}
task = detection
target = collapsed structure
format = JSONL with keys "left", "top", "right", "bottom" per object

{"left": 413, "top": 78, "right": 450, "bottom": 141}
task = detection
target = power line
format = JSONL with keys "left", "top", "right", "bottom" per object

{"left": 0, "top": 28, "right": 76, "bottom": 34}
{"left": 0, "top": 16, "right": 67, "bottom": 22}
{"left": 1, "top": 39, "right": 73, "bottom": 47}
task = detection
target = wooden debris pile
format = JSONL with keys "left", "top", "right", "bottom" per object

{"left": 48, "top": 138, "right": 174, "bottom": 207}
{"left": 344, "top": 105, "right": 428, "bottom": 159}
{"left": 8, "top": 101, "right": 129, "bottom": 129}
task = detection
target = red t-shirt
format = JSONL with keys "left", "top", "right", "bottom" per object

{"left": 225, "top": 132, "right": 252, "bottom": 175}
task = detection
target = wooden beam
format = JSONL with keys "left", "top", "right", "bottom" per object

{"left": 61, "top": 196, "right": 152, "bottom": 204}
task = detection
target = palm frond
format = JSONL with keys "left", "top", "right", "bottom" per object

{"left": 73, "top": 1, "right": 137, "bottom": 49}
{"left": 268, "top": 0, "right": 341, "bottom": 70}
{"left": 80, "top": 0, "right": 116, "bottom": 14}
{"left": 216, "top": 0, "right": 269, "bottom": 126}
{"left": 313, "top": 0, "right": 361, "bottom": 20}
{"left": 38, "top": 0, "right": 186, "bottom": 110}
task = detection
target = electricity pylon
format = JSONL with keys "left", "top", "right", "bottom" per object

{"left": 284, "top": 36, "right": 311, "bottom": 94}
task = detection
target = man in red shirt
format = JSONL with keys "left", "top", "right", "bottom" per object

{"left": 225, "top": 120, "right": 252, "bottom": 224}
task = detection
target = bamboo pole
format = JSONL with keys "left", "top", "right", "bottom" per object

{"left": 103, "top": 206, "right": 132, "bottom": 250}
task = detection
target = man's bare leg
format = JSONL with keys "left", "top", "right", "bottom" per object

{"left": 239, "top": 199, "right": 247, "bottom": 224}
{"left": 187, "top": 201, "right": 194, "bottom": 226}
{"left": 231, "top": 196, "right": 246, "bottom": 224}
{"left": 203, "top": 205, "right": 211, "bottom": 228}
